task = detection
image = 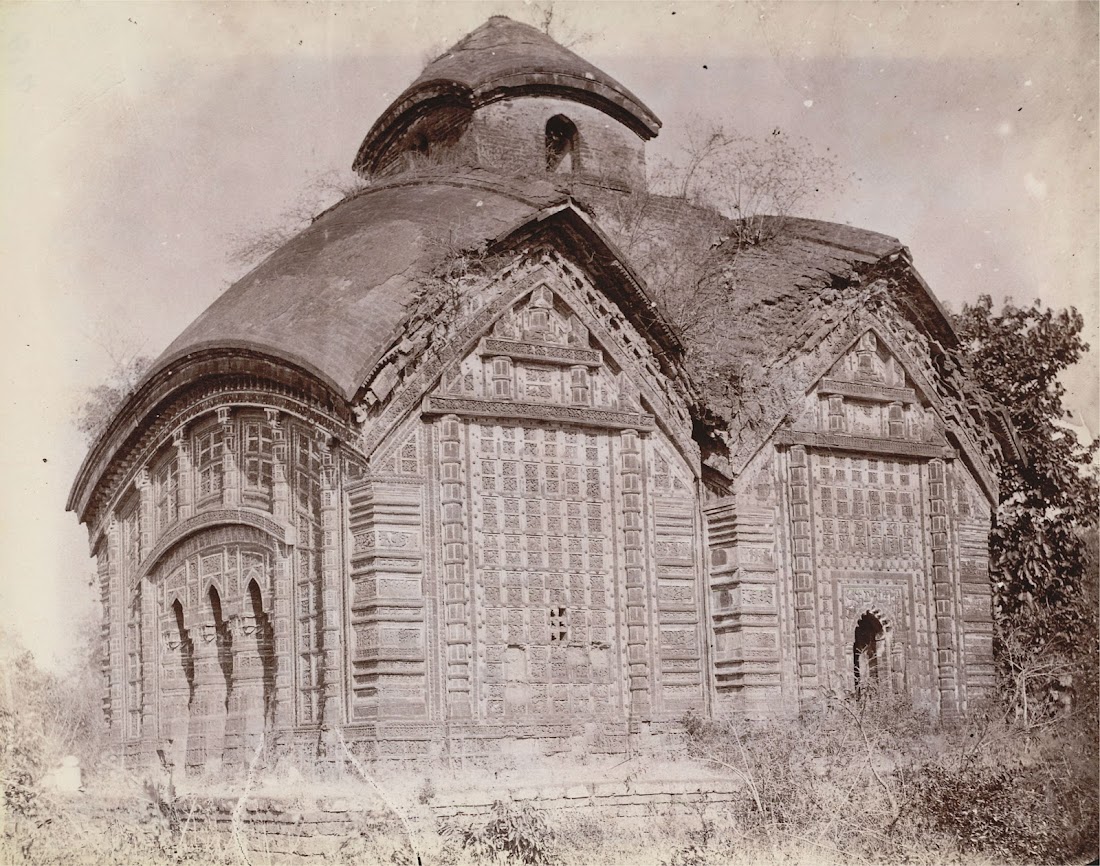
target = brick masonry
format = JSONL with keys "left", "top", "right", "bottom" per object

{"left": 72, "top": 16, "right": 1006, "bottom": 769}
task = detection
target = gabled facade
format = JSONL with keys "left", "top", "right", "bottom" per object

{"left": 69, "top": 16, "right": 1009, "bottom": 770}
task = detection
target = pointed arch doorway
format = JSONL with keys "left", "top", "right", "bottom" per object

{"left": 853, "top": 611, "right": 885, "bottom": 696}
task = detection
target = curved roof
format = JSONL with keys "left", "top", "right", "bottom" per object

{"left": 156, "top": 174, "right": 566, "bottom": 402}
{"left": 353, "top": 16, "right": 661, "bottom": 174}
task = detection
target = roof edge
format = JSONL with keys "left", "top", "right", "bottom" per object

{"left": 353, "top": 75, "right": 660, "bottom": 176}
{"left": 67, "top": 347, "right": 352, "bottom": 523}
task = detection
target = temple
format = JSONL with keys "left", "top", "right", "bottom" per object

{"left": 68, "top": 16, "right": 1015, "bottom": 770}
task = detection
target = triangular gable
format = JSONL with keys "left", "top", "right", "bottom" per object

{"left": 728, "top": 306, "right": 999, "bottom": 505}
{"left": 356, "top": 204, "right": 699, "bottom": 472}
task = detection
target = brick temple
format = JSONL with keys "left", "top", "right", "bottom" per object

{"left": 68, "top": 16, "right": 1016, "bottom": 771}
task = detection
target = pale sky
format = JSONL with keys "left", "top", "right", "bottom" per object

{"left": 2, "top": 1, "right": 1097, "bottom": 670}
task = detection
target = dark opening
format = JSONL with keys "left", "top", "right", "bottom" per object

{"left": 549, "top": 607, "right": 569, "bottom": 643}
{"left": 248, "top": 579, "right": 277, "bottom": 727}
{"left": 853, "top": 612, "right": 884, "bottom": 695}
{"left": 173, "top": 599, "right": 195, "bottom": 707}
{"left": 546, "top": 115, "right": 579, "bottom": 173}
{"left": 209, "top": 586, "right": 233, "bottom": 711}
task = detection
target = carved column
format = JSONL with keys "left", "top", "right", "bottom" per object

{"left": 620, "top": 429, "right": 650, "bottom": 716}
{"left": 105, "top": 517, "right": 126, "bottom": 753}
{"left": 218, "top": 407, "right": 240, "bottom": 508}
{"left": 267, "top": 411, "right": 294, "bottom": 738}
{"left": 439, "top": 415, "right": 472, "bottom": 718}
{"left": 927, "top": 458, "right": 959, "bottom": 715}
{"left": 160, "top": 613, "right": 192, "bottom": 772}
{"left": 318, "top": 436, "right": 345, "bottom": 735}
{"left": 227, "top": 613, "right": 267, "bottom": 766}
{"left": 268, "top": 410, "right": 291, "bottom": 527}
{"left": 134, "top": 470, "right": 156, "bottom": 757}
{"left": 271, "top": 551, "right": 294, "bottom": 735}
{"left": 786, "top": 445, "right": 818, "bottom": 705}
{"left": 186, "top": 609, "right": 228, "bottom": 773}
{"left": 174, "top": 426, "right": 194, "bottom": 522}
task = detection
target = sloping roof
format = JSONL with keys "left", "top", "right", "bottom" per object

{"left": 571, "top": 185, "right": 933, "bottom": 370}
{"left": 353, "top": 16, "right": 661, "bottom": 173}
{"left": 157, "top": 174, "right": 565, "bottom": 402}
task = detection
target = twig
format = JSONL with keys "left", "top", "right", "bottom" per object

{"left": 334, "top": 727, "right": 422, "bottom": 866}
{"left": 835, "top": 700, "right": 901, "bottom": 828}
{"left": 230, "top": 733, "right": 265, "bottom": 866}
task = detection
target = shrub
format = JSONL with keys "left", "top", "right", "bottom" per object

{"left": 445, "top": 800, "right": 556, "bottom": 866}
{"left": 904, "top": 757, "right": 1058, "bottom": 862}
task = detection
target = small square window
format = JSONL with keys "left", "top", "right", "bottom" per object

{"left": 549, "top": 607, "right": 568, "bottom": 643}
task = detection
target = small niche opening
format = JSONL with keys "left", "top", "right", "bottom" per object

{"left": 546, "top": 115, "right": 579, "bottom": 173}
{"left": 549, "top": 607, "right": 569, "bottom": 643}
{"left": 853, "top": 611, "right": 885, "bottom": 695}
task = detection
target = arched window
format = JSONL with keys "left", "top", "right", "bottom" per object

{"left": 208, "top": 586, "right": 233, "bottom": 710}
{"left": 853, "top": 612, "right": 885, "bottom": 695}
{"left": 247, "top": 579, "right": 276, "bottom": 726}
{"left": 171, "top": 599, "right": 195, "bottom": 706}
{"left": 546, "top": 115, "right": 579, "bottom": 173}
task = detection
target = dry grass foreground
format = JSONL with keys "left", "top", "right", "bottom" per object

{"left": 2, "top": 693, "right": 1098, "bottom": 866}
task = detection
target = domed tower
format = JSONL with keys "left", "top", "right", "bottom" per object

{"left": 352, "top": 16, "right": 661, "bottom": 189}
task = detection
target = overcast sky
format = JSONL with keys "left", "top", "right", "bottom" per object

{"left": 2, "top": 1, "right": 1097, "bottom": 669}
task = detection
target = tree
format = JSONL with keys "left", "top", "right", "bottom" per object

{"left": 74, "top": 352, "right": 152, "bottom": 445}
{"left": 649, "top": 122, "right": 847, "bottom": 249}
{"left": 954, "top": 295, "right": 1099, "bottom": 714}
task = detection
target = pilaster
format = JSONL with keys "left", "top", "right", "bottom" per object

{"left": 318, "top": 436, "right": 345, "bottom": 729}
{"left": 174, "top": 426, "right": 194, "bottom": 522}
{"left": 218, "top": 407, "right": 240, "bottom": 508}
{"left": 620, "top": 429, "right": 650, "bottom": 716}
{"left": 439, "top": 415, "right": 472, "bottom": 718}
{"left": 786, "top": 445, "right": 819, "bottom": 704}
{"left": 927, "top": 458, "right": 960, "bottom": 715}
{"left": 105, "top": 517, "right": 125, "bottom": 753}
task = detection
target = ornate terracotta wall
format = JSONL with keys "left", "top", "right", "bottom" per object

{"left": 93, "top": 393, "right": 353, "bottom": 770}
{"left": 707, "top": 324, "right": 997, "bottom": 717}
{"left": 347, "top": 261, "right": 706, "bottom": 756}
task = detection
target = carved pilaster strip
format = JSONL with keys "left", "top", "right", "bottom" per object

{"left": 268, "top": 411, "right": 290, "bottom": 525}
{"left": 786, "top": 445, "right": 818, "bottom": 702}
{"left": 173, "top": 426, "right": 194, "bottom": 522}
{"left": 318, "top": 437, "right": 344, "bottom": 726}
{"left": 218, "top": 407, "right": 240, "bottom": 508}
{"left": 105, "top": 518, "right": 125, "bottom": 751}
{"left": 438, "top": 415, "right": 472, "bottom": 718}
{"left": 927, "top": 458, "right": 959, "bottom": 715}
{"left": 272, "top": 551, "right": 294, "bottom": 731}
{"left": 134, "top": 469, "right": 153, "bottom": 565}
{"left": 620, "top": 429, "right": 650, "bottom": 715}
{"left": 139, "top": 579, "right": 158, "bottom": 751}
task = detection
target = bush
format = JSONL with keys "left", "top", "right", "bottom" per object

{"left": 903, "top": 757, "right": 1056, "bottom": 862}
{"left": 680, "top": 693, "right": 1098, "bottom": 865}
{"left": 445, "top": 800, "right": 557, "bottom": 866}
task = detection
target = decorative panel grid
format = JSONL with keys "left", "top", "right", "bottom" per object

{"left": 468, "top": 421, "right": 622, "bottom": 720}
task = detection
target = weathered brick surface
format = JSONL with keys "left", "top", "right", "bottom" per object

{"left": 72, "top": 13, "right": 1007, "bottom": 761}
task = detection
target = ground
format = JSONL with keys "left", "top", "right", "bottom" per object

{"left": 4, "top": 693, "right": 1097, "bottom": 866}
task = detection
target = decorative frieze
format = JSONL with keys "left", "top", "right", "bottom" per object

{"left": 776, "top": 429, "right": 951, "bottom": 460}
{"left": 478, "top": 336, "right": 602, "bottom": 368}
{"left": 818, "top": 377, "right": 917, "bottom": 405}
{"left": 423, "top": 395, "right": 655, "bottom": 432}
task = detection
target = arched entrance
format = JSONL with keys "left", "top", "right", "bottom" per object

{"left": 161, "top": 598, "right": 194, "bottom": 769}
{"left": 853, "top": 612, "right": 885, "bottom": 695}
{"left": 546, "top": 114, "right": 579, "bottom": 172}
{"left": 188, "top": 585, "right": 233, "bottom": 772}
{"left": 153, "top": 530, "right": 278, "bottom": 773}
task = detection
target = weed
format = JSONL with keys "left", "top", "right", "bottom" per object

{"left": 445, "top": 800, "right": 556, "bottom": 866}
